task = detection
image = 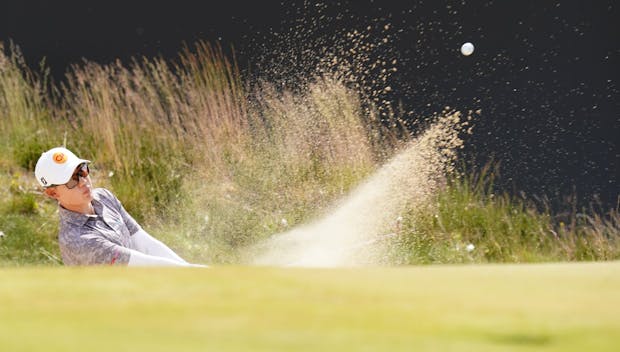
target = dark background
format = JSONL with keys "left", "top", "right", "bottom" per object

{"left": 1, "top": 0, "right": 618, "bottom": 211}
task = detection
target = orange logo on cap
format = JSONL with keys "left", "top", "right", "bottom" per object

{"left": 52, "top": 152, "right": 68, "bottom": 164}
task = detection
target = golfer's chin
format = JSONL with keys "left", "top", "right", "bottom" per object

{"left": 82, "top": 188, "right": 93, "bottom": 201}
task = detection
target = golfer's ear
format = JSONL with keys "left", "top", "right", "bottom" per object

{"left": 44, "top": 187, "right": 60, "bottom": 200}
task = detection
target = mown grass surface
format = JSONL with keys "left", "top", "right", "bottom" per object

{"left": 0, "top": 261, "right": 618, "bottom": 351}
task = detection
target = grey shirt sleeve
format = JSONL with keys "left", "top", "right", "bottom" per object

{"left": 59, "top": 231, "right": 132, "bottom": 265}
{"left": 101, "top": 188, "right": 142, "bottom": 235}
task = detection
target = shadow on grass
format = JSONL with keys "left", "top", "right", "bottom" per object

{"left": 488, "top": 332, "right": 552, "bottom": 346}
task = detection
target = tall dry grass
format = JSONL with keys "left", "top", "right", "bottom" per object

{"left": 0, "top": 40, "right": 617, "bottom": 265}
{"left": 387, "top": 164, "right": 620, "bottom": 264}
{"left": 49, "top": 41, "right": 395, "bottom": 224}
{"left": 2, "top": 41, "right": 394, "bottom": 261}
{"left": 0, "top": 42, "right": 63, "bottom": 170}
{"left": 55, "top": 43, "right": 247, "bottom": 219}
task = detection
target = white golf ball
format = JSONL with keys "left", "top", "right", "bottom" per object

{"left": 461, "top": 42, "right": 474, "bottom": 56}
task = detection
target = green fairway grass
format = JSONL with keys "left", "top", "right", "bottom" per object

{"left": 0, "top": 262, "right": 618, "bottom": 351}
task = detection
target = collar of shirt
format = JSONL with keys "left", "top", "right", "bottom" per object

{"left": 58, "top": 196, "right": 103, "bottom": 227}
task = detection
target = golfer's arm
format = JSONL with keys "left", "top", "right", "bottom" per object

{"left": 131, "top": 229, "right": 188, "bottom": 263}
{"left": 127, "top": 248, "right": 189, "bottom": 266}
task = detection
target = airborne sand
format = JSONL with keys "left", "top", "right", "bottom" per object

{"left": 251, "top": 112, "right": 470, "bottom": 267}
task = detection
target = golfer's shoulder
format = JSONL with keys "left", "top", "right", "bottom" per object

{"left": 93, "top": 188, "right": 120, "bottom": 204}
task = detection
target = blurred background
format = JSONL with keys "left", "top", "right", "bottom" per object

{"left": 1, "top": 0, "right": 618, "bottom": 210}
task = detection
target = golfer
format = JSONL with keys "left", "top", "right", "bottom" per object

{"left": 35, "top": 146, "right": 205, "bottom": 267}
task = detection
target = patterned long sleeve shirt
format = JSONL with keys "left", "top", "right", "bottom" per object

{"left": 57, "top": 188, "right": 142, "bottom": 265}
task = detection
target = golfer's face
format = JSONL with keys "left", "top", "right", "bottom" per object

{"left": 55, "top": 164, "right": 94, "bottom": 205}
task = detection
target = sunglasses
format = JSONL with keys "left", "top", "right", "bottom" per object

{"left": 50, "top": 163, "right": 90, "bottom": 189}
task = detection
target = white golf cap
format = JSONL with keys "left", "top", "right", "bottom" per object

{"left": 34, "top": 147, "right": 90, "bottom": 187}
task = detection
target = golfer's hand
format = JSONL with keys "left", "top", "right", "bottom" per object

{"left": 186, "top": 263, "right": 209, "bottom": 268}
